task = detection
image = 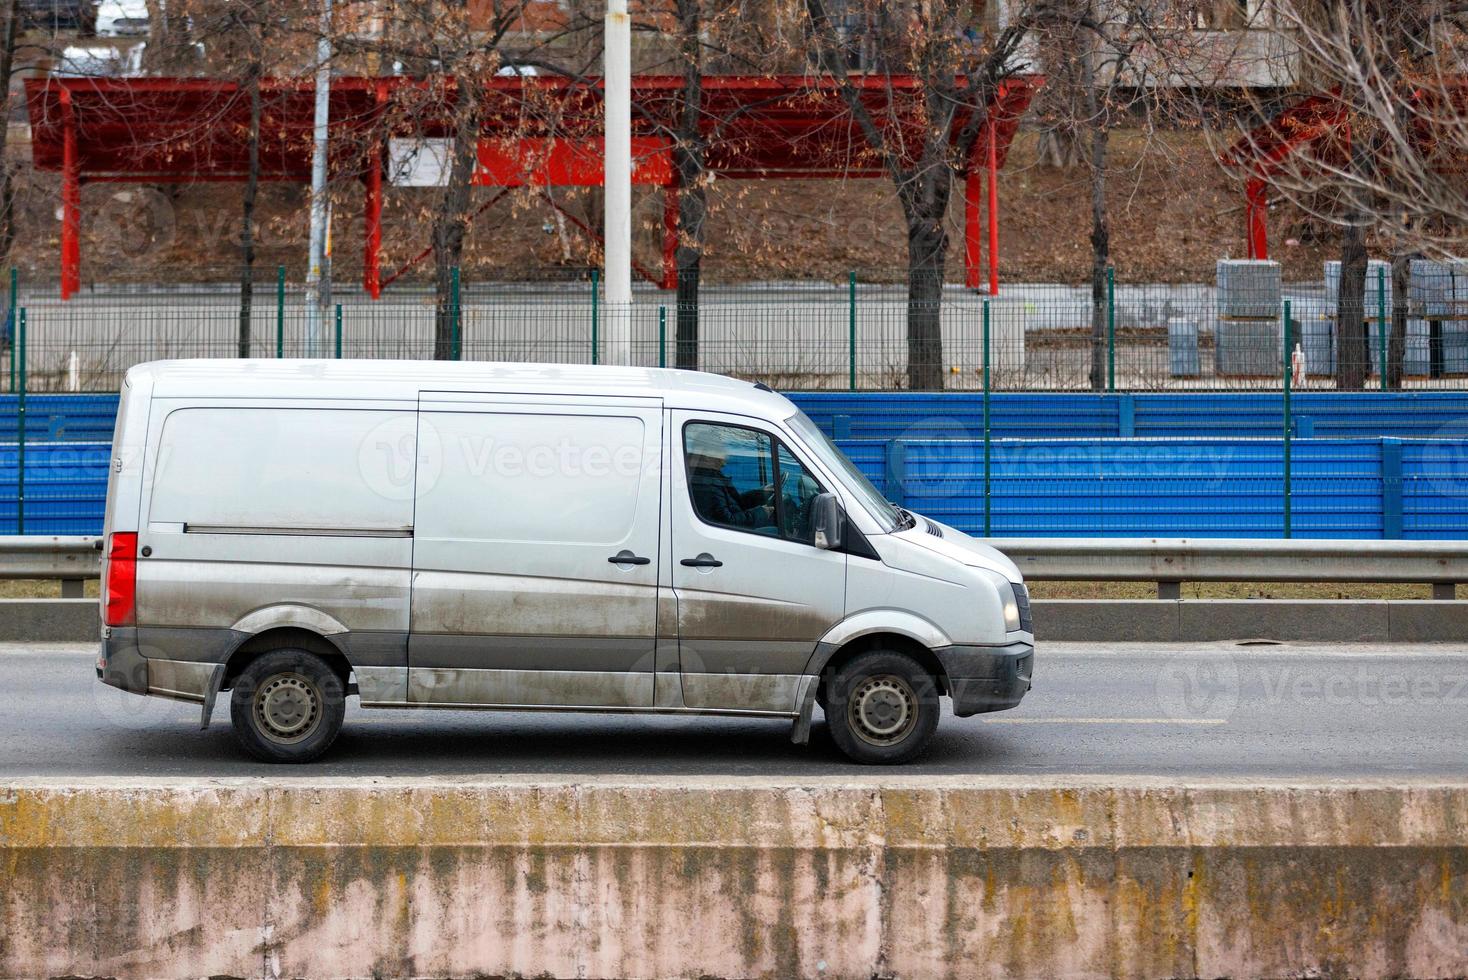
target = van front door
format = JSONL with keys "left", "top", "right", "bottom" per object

{"left": 670, "top": 411, "right": 847, "bottom": 712}
{"left": 408, "top": 394, "right": 663, "bottom": 707}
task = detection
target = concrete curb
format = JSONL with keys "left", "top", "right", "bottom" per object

{"left": 2, "top": 598, "right": 1467, "bottom": 644}
{"left": 3, "top": 777, "right": 1466, "bottom": 978}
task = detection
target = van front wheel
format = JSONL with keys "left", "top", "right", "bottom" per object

{"left": 229, "top": 649, "right": 345, "bottom": 763}
{"left": 825, "top": 650, "right": 940, "bottom": 765}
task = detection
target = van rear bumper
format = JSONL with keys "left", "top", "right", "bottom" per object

{"left": 937, "top": 640, "right": 1034, "bottom": 717}
{"left": 97, "top": 626, "right": 150, "bottom": 696}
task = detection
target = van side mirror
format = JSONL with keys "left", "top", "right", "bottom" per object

{"left": 812, "top": 493, "right": 844, "bottom": 550}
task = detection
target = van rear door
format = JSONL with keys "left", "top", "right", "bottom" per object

{"left": 408, "top": 393, "right": 663, "bottom": 708}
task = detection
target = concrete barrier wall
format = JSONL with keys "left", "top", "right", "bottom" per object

{"left": 3, "top": 776, "right": 1467, "bottom": 979}
{"left": 5, "top": 597, "right": 1468, "bottom": 644}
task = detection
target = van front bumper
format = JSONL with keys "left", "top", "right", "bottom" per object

{"left": 937, "top": 640, "right": 1034, "bottom": 717}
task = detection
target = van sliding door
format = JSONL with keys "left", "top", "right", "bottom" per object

{"left": 408, "top": 393, "right": 663, "bottom": 708}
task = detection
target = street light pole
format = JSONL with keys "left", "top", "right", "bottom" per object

{"left": 305, "top": 0, "right": 333, "bottom": 358}
{"left": 603, "top": 0, "right": 632, "bottom": 365}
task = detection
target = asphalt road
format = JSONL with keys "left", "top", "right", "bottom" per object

{"left": 2, "top": 641, "right": 1466, "bottom": 778}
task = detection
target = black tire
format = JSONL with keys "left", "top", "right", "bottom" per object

{"left": 229, "top": 649, "right": 345, "bottom": 763}
{"left": 825, "top": 650, "right": 940, "bottom": 765}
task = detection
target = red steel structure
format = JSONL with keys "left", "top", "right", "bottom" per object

{"left": 26, "top": 74, "right": 1039, "bottom": 299}
{"left": 1221, "top": 80, "right": 1468, "bottom": 260}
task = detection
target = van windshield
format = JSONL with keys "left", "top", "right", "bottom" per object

{"left": 786, "top": 410, "right": 902, "bottom": 533}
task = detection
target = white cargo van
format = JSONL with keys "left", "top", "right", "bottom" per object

{"left": 97, "top": 360, "right": 1033, "bottom": 764}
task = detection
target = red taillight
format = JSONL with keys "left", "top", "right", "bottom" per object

{"left": 104, "top": 532, "right": 137, "bottom": 627}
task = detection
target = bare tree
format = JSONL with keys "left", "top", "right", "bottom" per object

{"left": 0, "top": 0, "right": 22, "bottom": 268}
{"left": 1022, "top": 0, "right": 1214, "bottom": 388}
{"left": 801, "top": 0, "right": 1033, "bottom": 390}
{"left": 348, "top": 0, "right": 548, "bottom": 358}
{"left": 1226, "top": 0, "right": 1468, "bottom": 388}
{"left": 669, "top": 0, "right": 709, "bottom": 370}
{"left": 1033, "top": 3, "right": 1086, "bottom": 170}
{"left": 226, "top": 0, "right": 268, "bottom": 358}
{"left": 650, "top": 0, "right": 788, "bottom": 370}
{"left": 177, "top": 0, "right": 298, "bottom": 354}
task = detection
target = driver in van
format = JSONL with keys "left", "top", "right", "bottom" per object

{"left": 686, "top": 427, "right": 775, "bottom": 529}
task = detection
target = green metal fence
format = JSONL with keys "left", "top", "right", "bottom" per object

{"left": 5, "top": 290, "right": 1468, "bottom": 539}
{"left": 4, "top": 264, "right": 1467, "bottom": 393}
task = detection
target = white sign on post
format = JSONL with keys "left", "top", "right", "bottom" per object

{"left": 387, "top": 138, "right": 454, "bottom": 187}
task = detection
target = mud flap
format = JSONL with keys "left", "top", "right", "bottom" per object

{"left": 789, "top": 674, "right": 820, "bottom": 745}
{"left": 199, "top": 663, "right": 227, "bottom": 730}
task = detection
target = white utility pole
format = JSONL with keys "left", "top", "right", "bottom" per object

{"left": 304, "top": 0, "right": 333, "bottom": 358}
{"left": 603, "top": 0, "right": 632, "bottom": 365}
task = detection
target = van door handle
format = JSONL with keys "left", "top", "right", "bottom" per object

{"left": 680, "top": 553, "right": 723, "bottom": 568}
{"left": 608, "top": 550, "right": 651, "bottom": 566}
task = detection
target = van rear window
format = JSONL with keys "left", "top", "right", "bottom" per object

{"left": 148, "top": 407, "right": 416, "bottom": 531}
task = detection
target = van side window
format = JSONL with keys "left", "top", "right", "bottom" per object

{"left": 775, "top": 443, "right": 826, "bottom": 544}
{"left": 684, "top": 423, "right": 826, "bottom": 543}
{"left": 685, "top": 423, "right": 777, "bottom": 533}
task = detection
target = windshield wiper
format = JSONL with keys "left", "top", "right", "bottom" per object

{"left": 894, "top": 506, "right": 918, "bottom": 530}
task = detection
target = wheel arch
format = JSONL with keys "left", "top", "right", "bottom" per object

{"left": 805, "top": 611, "right": 952, "bottom": 688}
{"left": 221, "top": 626, "right": 354, "bottom": 691}
{"left": 809, "top": 632, "right": 950, "bottom": 700}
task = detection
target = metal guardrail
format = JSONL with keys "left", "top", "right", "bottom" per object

{"left": 3, "top": 535, "right": 1463, "bottom": 601}
{"left": 992, "top": 537, "right": 1468, "bottom": 599}
{"left": 0, "top": 536, "right": 101, "bottom": 597}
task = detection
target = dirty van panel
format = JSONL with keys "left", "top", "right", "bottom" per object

{"left": 410, "top": 572, "right": 658, "bottom": 656}
{"left": 407, "top": 668, "right": 653, "bottom": 708}
{"left": 135, "top": 405, "right": 414, "bottom": 661}
{"left": 135, "top": 550, "right": 411, "bottom": 634}
{"left": 670, "top": 411, "right": 847, "bottom": 711}
{"left": 408, "top": 401, "right": 663, "bottom": 707}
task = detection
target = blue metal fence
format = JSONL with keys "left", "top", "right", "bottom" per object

{"left": 0, "top": 394, "right": 120, "bottom": 443}
{"left": 791, "top": 391, "right": 1468, "bottom": 441}
{"left": 4, "top": 392, "right": 1468, "bottom": 538}
{"left": 837, "top": 435, "right": 1467, "bottom": 539}
{"left": 3, "top": 431, "right": 1464, "bottom": 539}
{"left": 13, "top": 391, "right": 1468, "bottom": 444}
{"left": 0, "top": 440, "right": 110, "bottom": 534}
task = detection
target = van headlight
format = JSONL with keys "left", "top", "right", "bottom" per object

{"left": 1000, "top": 587, "right": 1020, "bottom": 631}
{"left": 981, "top": 569, "right": 1025, "bottom": 632}
{"left": 1011, "top": 582, "right": 1032, "bottom": 633}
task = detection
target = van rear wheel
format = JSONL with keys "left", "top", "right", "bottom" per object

{"left": 825, "top": 650, "right": 940, "bottom": 765}
{"left": 229, "top": 649, "right": 345, "bottom": 763}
